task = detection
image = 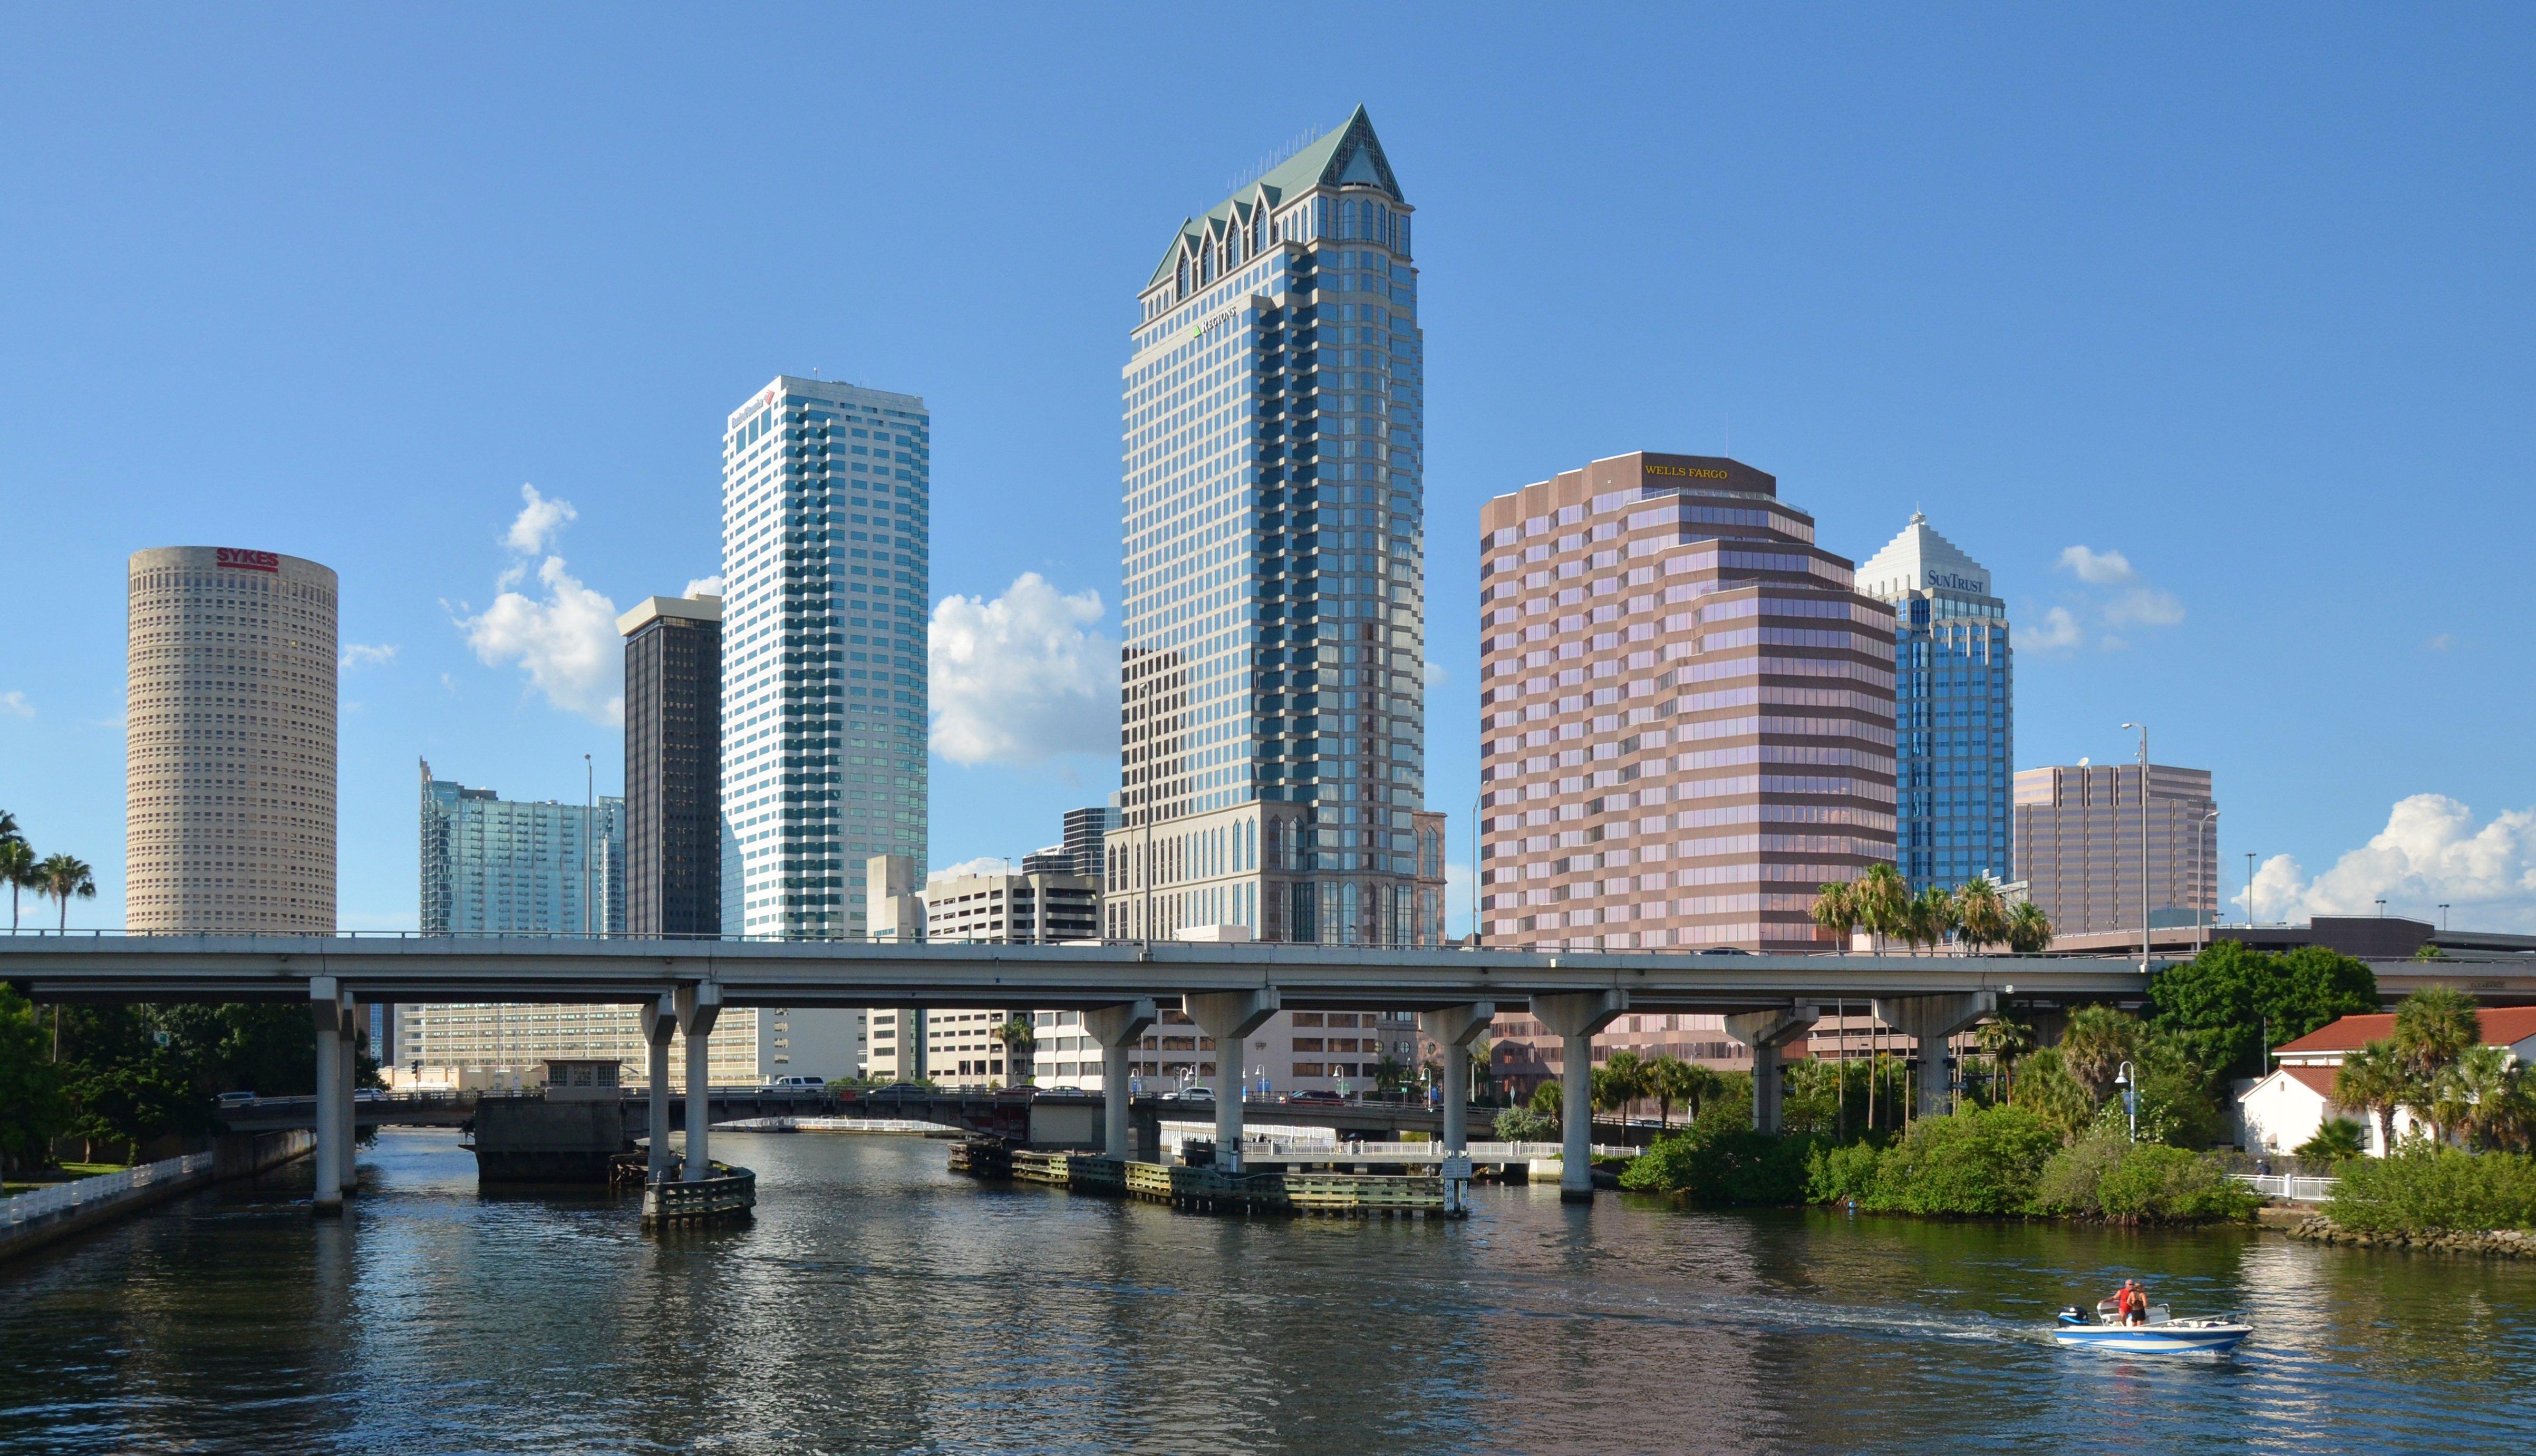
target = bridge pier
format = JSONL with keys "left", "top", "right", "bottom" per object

{"left": 1724, "top": 1005, "right": 1819, "bottom": 1135}
{"left": 1419, "top": 1002, "right": 1493, "bottom": 1216}
{"left": 310, "top": 977, "right": 346, "bottom": 1216}
{"left": 1531, "top": 990, "right": 1627, "bottom": 1203}
{"left": 643, "top": 993, "right": 677, "bottom": 1180}
{"left": 1185, "top": 988, "right": 1279, "bottom": 1172}
{"left": 675, "top": 982, "right": 722, "bottom": 1181}
{"left": 1873, "top": 992, "right": 1996, "bottom": 1120}
{"left": 338, "top": 992, "right": 359, "bottom": 1196}
{"left": 1084, "top": 999, "right": 1157, "bottom": 1160}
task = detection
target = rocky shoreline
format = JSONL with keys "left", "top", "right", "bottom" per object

{"left": 2283, "top": 1212, "right": 2536, "bottom": 1258}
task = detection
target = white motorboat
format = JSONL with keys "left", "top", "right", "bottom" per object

{"left": 2054, "top": 1299, "right": 2250, "bottom": 1355}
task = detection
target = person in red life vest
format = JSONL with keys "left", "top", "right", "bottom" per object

{"left": 2112, "top": 1279, "right": 2149, "bottom": 1325}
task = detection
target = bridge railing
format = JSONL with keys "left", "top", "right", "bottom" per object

{"left": 3, "top": 1152, "right": 216, "bottom": 1229}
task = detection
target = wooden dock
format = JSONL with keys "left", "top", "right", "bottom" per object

{"left": 958, "top": 1140, "right": 1449, "bottom": 1218}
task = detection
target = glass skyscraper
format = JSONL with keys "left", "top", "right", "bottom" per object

{"left": 418, "top": 761, "right": 623, "bottom": 936}
{"left": 719, "top": 376, "right": 930, "bottom": 941}
{"left": 1103, "top": 107, "right": 1447, "bottom": 948}
{"left": 1856, "top": 512, "right": 2012, "bottom": 892}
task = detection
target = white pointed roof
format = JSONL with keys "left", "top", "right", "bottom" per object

{"left": 1856, "top": 511, "right": 1996, "bottom": 601}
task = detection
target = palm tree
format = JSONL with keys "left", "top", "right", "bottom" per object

{"left": 1954, "top": 878, "right": 2009, "bottom": 952}
{"left": 2432, "top": 1043, "right": 2529, "bottom": 1152}
{"left": 1810, "top": 879, "right": 1859, "bottom": 951}
{"left": 2058, "top": 1005, "right": 2137, "bottom": 1102}
{"left": 2393, "top": 986, "right": 2481, "bottom": 1085}
{"left": 2003, "top": 900, "right": 2054, "bottom": 954}
{"left": 2293, "top": 1119, "right": 2367, "bottom": 1164}
{"left": 2334, "top": 1041, "right": 2408, "bottom": 1154}
{"left": 1906, "top": 886, "right": 1960, "bottom": 955}
{"left": 0, "top": 837, "right": 36, "bottom": 933}
{"left": 1852, "top": 864, "right": 1911, "bottom": 953}
{"left": 33, "top": 855, "right": 94, "bottom": 932}
{"left": 992, "top": 1016, "right": 1036, "bottom": 1089}
{"left": 1972, "top": 1015, "right": 2032, "bottom": 1101}
{"left": 1596, "top": 1049, "right": 1647, "bottom": 1118}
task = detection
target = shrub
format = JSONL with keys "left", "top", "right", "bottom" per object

{"left": 2329, "top": 1143, "right": 2536, "bottom": 1234}
{"left": 1620, "top": 1125, "right": 1818, "bottom": 1208}
{"left": 1862, "top": 1106, "right": 2060, "bottom": 1216}
{"left": 1806, "top": 1139, "right": 1882, "bottom": 1206}
{"left": 1493, "top": 1105, "right": 1554, "bottom": 1142}
{"left": 2032, "top": 1133, "right": 2256, "bottom": 1222}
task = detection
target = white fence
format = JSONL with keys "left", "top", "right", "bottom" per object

{"left": 1222, "top": 1138, "right": 1637, "bottom": 1161}
{"left": 2233, "top": 1173, "right": 2339, "bottom": 1202}
{"left": 715, "top": 1116, "right": 962, "bottom": 1135}
{"left": 2, "top": 1151, "right": 216, "bottom": 1230}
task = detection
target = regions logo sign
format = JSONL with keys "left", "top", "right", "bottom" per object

{"left": 215, "top": 548, "right": 280, "bottom": 573}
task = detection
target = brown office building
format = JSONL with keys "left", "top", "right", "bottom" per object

{"left": 1477, "top": 452, "right": 1899, "bottom": 955}
{"left": 2014, "top": 763, "right": 2218, "bottom": 937}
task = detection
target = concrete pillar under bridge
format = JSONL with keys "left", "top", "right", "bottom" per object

{"left": 1084, "top": 999, "right": 1157, "bottom": 1161}
{"left": 309, "top": 976, "right": 346, "bottom": 1217}
{"left": 1873, "top": 992, "right": 1997, "bottom": 1121}
{"left": 1419, "top": 1002, "right": 1493, "bottom": 1216}
{"left": 643, "top": 993, "right": 677, "bottom": 1181}
{"left": 1184, "top": 988, "right": 1279, "bottom": 1171}
{"left": 337, "top": 991, "right": 358, "bottom": 1195}
{"left": 1531, "top": 989, "right": 1627, "bottom": 1204}
{"left": 1724, "top": 1006, "right": 1819, "bottom": 1135}
{"left": 675, "top": 982, "right": 722, "bottom": 1182}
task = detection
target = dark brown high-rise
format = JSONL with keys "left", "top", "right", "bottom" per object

{"left": 620, "top": 593, "right": 723, "bottom": 938}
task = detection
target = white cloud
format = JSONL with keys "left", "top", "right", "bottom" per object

{"left": 340, "top": 643, "right": 398, "bottom": 670}
{"left": 2104, "top": 587, "right": 2185, "bottom": 627}
{"left": 2239, "top": 795, "right": 2536, "bottom": 930}
{"left": 1425, "top": 660, "right": 1449, "bottom": 687}
{"left": 2020, "top": 606, "right": 2083, "bottom": 652}
{"left": 504, "top": 483, "right": 577, "bottom": 555}
{"left": 0, "top": 691, "right": 30, "bottom": 719}
{"left": 929, "top": 856, "right": 1011, "bottom": 883}
{"left": 2426, "top": 633, "right": 2454, "bottom": 653}
{"left": 2057, "top": 546, "right": 2135, "bottom": 585}
{"left": 928, "top": 572, "right": 1119, "bottom": 768}
{"left": 454, "top": 487, "right": 621, "bottom": 723}
{"left": 684, "top": 575, "right": 725, "bottom": 599}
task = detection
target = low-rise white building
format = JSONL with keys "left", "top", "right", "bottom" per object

{"left": 2237, "top": 1007, "right": 2536, "bottom": 1157}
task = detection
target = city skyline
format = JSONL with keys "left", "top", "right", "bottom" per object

{"left": 7, "top": 13, "right": 2534, "bottom": 934}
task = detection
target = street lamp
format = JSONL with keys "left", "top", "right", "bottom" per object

{"left": 2438, "top": 902, "right": 2451, "bottom": 933}
{"left": 2198, "top": 810, "right": 2219, "bottom": 954}
{"left": 2121, "top": 723, "right": 2149, "bottom": 973}
{"left": 2114, "top": 1060, "right": 2137, "bottom": 1143}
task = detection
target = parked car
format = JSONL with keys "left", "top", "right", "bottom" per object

{"left": 354, "top": 1088, "right": 387, "bottom": 1102}
{"left": 1166, "top": 1086, "right": 1214, "bottom": 1102}
{"left": 216, "top": 1090, "right": 258, "bottom": 1108}
{"left": 770, "top": 1075, "right": 826, "bottom": 1090}
{"left": 1280, "top": 1090, "right": 1346, "bottom": 1105}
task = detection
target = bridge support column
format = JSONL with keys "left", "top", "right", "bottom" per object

{"left": 1873, "top": 992, "right": 1996, "bottom": 1121}
{"left": 310, "top": 977, "right": 345, "bottom": 1217}
{"left": 1419, "top": 1003, "right": 1494, "bottom": 1216}
{"left": 1185, "top": 988, "right": 1279, "bottom": 1172}
{"left": 1531, "top": 991, "right": 1627, "bottom": 1204}
{"left": 643, "top": 994, "right": 677, "bottom": 1181}
{"left": 675, "top": 983, "right": 722, "bottom": 1182}
{"left": 338, "top": 990, "right": 359, "bottom": 1194}
{"left": 1084, "top": 999, "right": 1157, "bottom": 1161}
{"left": 1724, "top": 1005, "right": 1820, "bottom": 1135}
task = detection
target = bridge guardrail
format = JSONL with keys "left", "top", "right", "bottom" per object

{"left": 3, "top": 1152, "right": 216, "bottom": 1229}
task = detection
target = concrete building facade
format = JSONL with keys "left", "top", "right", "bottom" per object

{"left": 720, "top": 376, "right": 930, "bottom": 942}
{"left": 864, "top": 866, "right": 1101, "bottom": 1089}
{"left": 1102, "top": 108, "right": 1448, "bottom": 953}
{"left": 2013, "top": 763, "right": 2219, "bottom": 936}
{"left": 1476, "top": 452, "right": 1899, "bottom": 954}
{"left": 125, "top": 546, "right": 337, "bottom": 933}
{"left": 1856, "top": 512, "right": 2013, "bottom": 893}
{"left": 620, "top": 592, "right": 723, "bottom": 939}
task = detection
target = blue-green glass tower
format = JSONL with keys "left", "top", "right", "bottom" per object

{"left": 1857, "top": 513, "right": 2013, "bottom": 892}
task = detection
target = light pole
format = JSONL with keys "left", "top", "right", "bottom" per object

{"left": 2246, "top": 851, "right": 2259, "bottom": 927}
{"left": 583, "top": 752, "right": 594, "bottom": 939}
{"left": 2198, "top": 809, "right": 2219, "bottom": 954}
{"left": 2115, "top": 1060, "right": 2137, "bottom": 1143}
{"left": 2438, "top": 902, "right": 2451, "bottom": 933}
{"left": 2121, "top": 723, "right": 2148, "bottom": 972}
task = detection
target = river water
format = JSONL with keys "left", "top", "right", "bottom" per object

{"left": 1, "top": 1129, "right": 2530, "bottom": 1453}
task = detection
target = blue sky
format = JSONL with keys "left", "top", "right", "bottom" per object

{"left": 4, "top": 8, "right": 2532, "bottom": 931}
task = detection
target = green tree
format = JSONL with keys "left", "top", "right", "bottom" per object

{"left": 33, "top": 853, "right": 95, "bottom": 931}
{"left": 2009, "top": 1047, "right": 2100, "bottom": 1143}
{"left": 2295, "top": 1119, "right": 2368, "bottom": 1163}
{"left": 0, "top": 834, "right": 38, "bottom": 933}
{"left": 993, "top": 1017, "right": 1037, "bottom": 1088}
{"left": 1954, "top": 878, "right": 2010, "bottom": 952}
{"left": 1971, "top": 1016, "right": 2032, "bottom": 1102}
{"left": 2058, "top": 1006, "right": 2142, "bottom": 1102}
{"left": 2003, "top": 900, "right": 2054, "bottom": 954}
{"left": 68, "top": 1053, "right": 215, "bottom": 1163}
{"left": 2434, "top": 1043, "right": 2531, "bottom": 1153}
{"left": 1594, "top": 1050, "right": 1646, "bottom": 1115}
{"left": 1904, "top": 885, "right": 1960, "bottom": 954}
{"left": 1372, "top": 1054, "right": 1410, "bottom": 1096}
{"left": 1646, "top": 1054, "right": 1722, "bottom": 1128}
{"left": 0, "top": 983, "right": 70, "bottom": 1173}
{"left": 1852, "top": 864, "right": 1912, "bottom": 952}
{"left": 1528, "top": 1078, "right": 1562, "bottom": 1119}
{"left": 1810, "top": 879, "right": 1859, "bottom": 950}
{"left": 1861, "top": 1105, "right": 2060, "bottom": 1215}
{"left": 2393, "top": 986, "right": 2481, "bottom": 1084}
{"left": 2334, "top": 1041, "right": 2408, "bottom": 1154}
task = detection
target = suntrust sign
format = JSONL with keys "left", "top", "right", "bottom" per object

{"left": 215, "top": 548, "right": 280, "bottom": 574}
{"left": 1927, "top": 570, "right": 1988, "bottom": 593}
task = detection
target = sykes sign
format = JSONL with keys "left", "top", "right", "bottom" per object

{"left": 215, "top": 548, "right": 280, "bottom": 574}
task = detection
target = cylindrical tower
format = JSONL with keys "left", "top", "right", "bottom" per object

{"left": 127, "top": 547, "right": 338, "bottom": 933}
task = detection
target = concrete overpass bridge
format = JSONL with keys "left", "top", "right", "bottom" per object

{"left": 2, "top": 934, "right": 2153, "bottom": 1209}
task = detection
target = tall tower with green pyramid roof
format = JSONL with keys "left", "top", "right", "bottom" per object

{"left": 1104, "top": 108, "right": 1447, "bottom": 955}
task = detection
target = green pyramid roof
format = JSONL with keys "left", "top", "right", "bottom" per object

{"left": 1144, "top": 106, "right": 1402, "bottom": 289}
